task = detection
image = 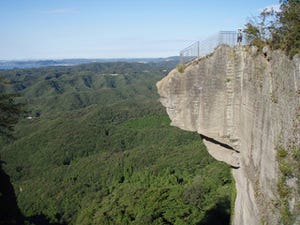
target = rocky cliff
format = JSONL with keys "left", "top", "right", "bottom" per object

{"left": 157, "top": 45, "right": 300, "bottom": 225}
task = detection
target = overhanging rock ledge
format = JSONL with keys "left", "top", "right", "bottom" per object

{"left": 157, "top": 45, "right": 300, "bottom": 225}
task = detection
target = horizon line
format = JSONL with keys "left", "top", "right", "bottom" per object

{"left": 0, "top": 56, "right": 179, "bottom": 62}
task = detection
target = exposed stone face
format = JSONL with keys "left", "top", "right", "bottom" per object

{"left": 157, "top": 45, "right": 300, "bottom": 225}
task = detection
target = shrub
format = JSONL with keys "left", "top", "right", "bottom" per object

{"left": 176, "top": 64, "right": 186, "bottom": 73}
{"left": 277, "top": 147, "right": 288, "bottom": 159}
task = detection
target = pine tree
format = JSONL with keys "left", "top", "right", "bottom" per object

{"left": 0, "top": 77, "right": 24, "bottom": 224}
{"left": 278, "top": 0, "right": 300, "bottom": 57}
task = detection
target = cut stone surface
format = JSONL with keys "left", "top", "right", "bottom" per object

{"left": 157, "top": 45, "right": 300, "bottom": 225}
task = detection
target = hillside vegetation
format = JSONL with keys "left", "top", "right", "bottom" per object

{"left": 0, "top": 62, "right": 233, "bottom": 225}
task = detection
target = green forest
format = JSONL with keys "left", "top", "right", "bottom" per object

{"left": 0, "top": 61, "right": 233, "bottom": 225}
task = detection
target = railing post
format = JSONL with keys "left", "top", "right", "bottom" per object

{"left": 218, "top": 31, "right": 222, "bottom": 45}
{"left": 197, "top": 41, "right": 200, "bottom": 58}
{"left": 180, "top": 52, "right": 183, "bottom": 64}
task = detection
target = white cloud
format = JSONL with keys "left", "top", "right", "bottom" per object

{"left": 40, "top": 8, "right": 79, "bottom": 15}
{"left": 259, "top": 4, "right": 281, "bottom": 13}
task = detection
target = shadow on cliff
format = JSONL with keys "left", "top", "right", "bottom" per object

{"left": 26, "top": 214, "right": 67, "bottom": 225}
{"left": 199, "top": 134, "right": 236, "bottom": 152}
{"left": 197, "top": 197, "right": 230, "bottom": 225}
{"left": 0, "top": 162, "right": 24, "bottom": 225}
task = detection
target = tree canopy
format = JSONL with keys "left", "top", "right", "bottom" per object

{"left": 244, "top": 0, "right": 300, "bottom": 57}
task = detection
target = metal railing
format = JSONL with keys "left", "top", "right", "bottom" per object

{"left": 180, "top": 31, "right": 248, "bottom": 64}
{"left": 180, "top": 41, "right": 200, "bottom": 64}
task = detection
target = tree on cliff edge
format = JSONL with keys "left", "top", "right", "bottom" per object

{"left": 244, "top": 0, "right": 300, "bottom": 58}
{"left": 277, "top": 0, "right": 300, "bottom": 57}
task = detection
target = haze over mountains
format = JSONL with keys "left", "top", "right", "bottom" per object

{"left": 0, "top": 57, "right": 180, "bottom": 70}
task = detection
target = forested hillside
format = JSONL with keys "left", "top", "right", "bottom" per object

{"left": 0, "top": 62, "right": 233, "bottom": 225}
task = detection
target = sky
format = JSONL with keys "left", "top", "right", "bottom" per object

{"left": 0, "top": 0, "right": 280, "bottom": 60}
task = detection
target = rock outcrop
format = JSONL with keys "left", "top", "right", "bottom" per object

{"left": 157, "top": 45, "right": 300, "bottom": 225}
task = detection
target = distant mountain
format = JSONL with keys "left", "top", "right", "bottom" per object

{"left": 0, "top": 56, "right": 180, "bottom": 70}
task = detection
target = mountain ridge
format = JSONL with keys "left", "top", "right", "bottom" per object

{"left": 0, "top": 57, "right": 180, "bottom": 70}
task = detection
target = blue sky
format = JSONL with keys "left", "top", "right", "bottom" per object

{"left": 0, "top": 0, "right": 280, "bottom": 59}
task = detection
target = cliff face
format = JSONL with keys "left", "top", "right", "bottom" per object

{"left": 157, "top": 45, "right": 300, "bottom": 225}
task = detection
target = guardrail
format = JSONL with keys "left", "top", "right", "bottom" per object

{"left": 180, "top": 41, "right": 200, "bottom": 64}
{"left": 180, "top": 31, "right": 248, "bottom": 64}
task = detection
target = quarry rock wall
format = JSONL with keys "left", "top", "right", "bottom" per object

{"left": 157, "top": 45, "right": 300, "bottom": 224}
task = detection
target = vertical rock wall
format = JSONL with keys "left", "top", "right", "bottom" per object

{"left": 156, "top": 45, "right": 300, "bottom": 224}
